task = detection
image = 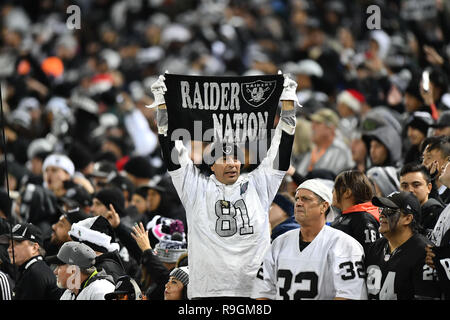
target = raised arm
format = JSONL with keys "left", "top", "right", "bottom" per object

{"left": 248, "top": 75, "right": 299, "bottom": 210}
{"left": 147, "top": 75, "right": 182, "bottom": 171}
{"left": 262, "top": 74, "right": 299, "bottom": 172}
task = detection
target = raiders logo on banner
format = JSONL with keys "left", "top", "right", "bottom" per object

{"left": 241, "top": 80, "right": 277, "bottom": 108}
{"left": 223, "top": 145, "right": 233, "bottom": 154}
{"left": 163, "top": 73, "right": 284, "bottom": 144}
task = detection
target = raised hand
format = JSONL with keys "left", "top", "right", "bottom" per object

{"left": 279, "top": 73, "right": 300, "bottom": 107}
{"left": 146, "top": 74, "right": 167, "bottom": 109}
{"left": 131, "top": 222, "right": 151, "bottom": 252}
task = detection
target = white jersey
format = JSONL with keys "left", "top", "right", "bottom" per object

{"left": 252, "top": 225, "right": 368, "bottom": 300}
{"left": 169, "top": 127, "right": 286, "bottom": 298}
{"left": 429, "top": 203, "right": 450, "bottom": 246}
{"left": 59, "top": 279, "right": 115, "bottom": 300}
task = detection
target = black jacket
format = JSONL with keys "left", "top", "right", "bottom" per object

{"left": 95, "top": 250, "right": 126, "bottom": 284}
{"left": 140, "top": 249, "right": 170, "bottom": 300}
{"left": 421, "top": 198, "right": 445, "bottom": 232}
{"left": 271, "top": 216, "right": 300, "bottom": 242}
{"left": 13, "top": 256, "right": 63, "bottom": 300}
{"left": 439, "top": 187, "right": 450, "bottom": 206}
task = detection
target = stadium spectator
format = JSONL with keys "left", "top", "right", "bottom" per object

{"left": 331, "top": 170, "right": 380, "bottom": 255}
{"left": 430, "top": 110, "right": 450, "bottom": 137}
{"left": 296, "top": 108, "right": 354, "bottom": 176}
{"left": 399, "top": 163, "right": 445, "bottom": 233}
{"left": 1, "top": 0, "right": 450, "bottom": 303}
{"left": 421, "top": 136, "right": 450, "bottom": 204}
{"left": 366, "top": 191, "right": 441, "bottom": 300}
{"left": 131, "top": 221, "right": 186, "bottom": 300}
{"left": 47, "top": 241, "right": 115, "bottom": 300}
{"left": 269, "top": 192, "right": 299, "bottom": 241}
{"left": 252, "top": 179, "right": 367, "bottom": 300}
{"left": 0, "top": 223, "right": 62, "bottom": 300}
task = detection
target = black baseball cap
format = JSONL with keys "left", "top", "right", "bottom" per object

{"left": 204, "top": 142, "right": 245, "bottom": 166}
{"left": 372, "top": 191, "right": 422, "bottom": 223}
{"left": 90, "top": 160, "right": 117, "bottom": 178}
{"left": 0, "top": 223, "right": 43, "bottom": 247}
{"left": 63, "top": 207, "right": 90, "bottom": 225}
{"left": 104, "top": 275, "right": 143, "bottom": 300}
{"left": 430, "top": 110, "right": 450, "bottom": 128}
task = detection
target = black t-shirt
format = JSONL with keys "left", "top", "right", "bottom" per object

{"left": 365, "top": 233, "right": 441, "bottom": 300}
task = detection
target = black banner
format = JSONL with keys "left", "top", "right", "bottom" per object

{"left": 164, "top": 73, "right": 284, "bottom": 143}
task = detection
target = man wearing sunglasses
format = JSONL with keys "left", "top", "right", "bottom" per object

{"left": 365, "top": 191, "right": 441, "bottom": 299}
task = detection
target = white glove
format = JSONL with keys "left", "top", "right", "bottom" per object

{"left": 279, "top": 74, "right": 300, "bottom": 107}
{"left": 146, "top": 75, "right": 167, "bottom": 109}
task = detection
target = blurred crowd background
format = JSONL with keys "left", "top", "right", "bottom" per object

{"left": 1, "top": 0, "right": 450, "bottom": 294}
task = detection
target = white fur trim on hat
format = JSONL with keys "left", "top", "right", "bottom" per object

{"left": 296, "top": 179, "right": 332, "bottom": 204}
{"left": 337, "top": 90, "right": 361, "bottom": 112}
{"left": 42, "top": 154, "right": 75, "bottom": 177}
{"left": 69, "top": 223, "right": 120, "bottom": 253}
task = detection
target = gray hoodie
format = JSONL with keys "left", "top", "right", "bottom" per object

{"left": 362, "top": 124, "right": 402, "bottom": 167}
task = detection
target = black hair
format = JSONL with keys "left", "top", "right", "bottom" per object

{"left": 430, "top": 66, "right": 449, "bottom": 95}
{"left": 181, "top": 284, "right": 189, "bottom": 300}
{"left": 421, "top": 135, "right": 450, "bottom": 158}
{"left": 334, "top": 170, "right": 374, "bottom": 204}
{"left": 400, "top": 163, "right": 432, "bottom": 184}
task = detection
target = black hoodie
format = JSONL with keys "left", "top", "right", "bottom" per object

{"left": 94, "top": 250, "right": 126, "bottom": 284}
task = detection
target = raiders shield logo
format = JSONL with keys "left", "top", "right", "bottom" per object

{"left": 223, "top": 145, "right": 233, "bottom": 154}
{"left": 241, "top": 80, "right": 276, "bottom": 108}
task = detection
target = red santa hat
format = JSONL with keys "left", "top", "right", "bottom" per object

{"left": 337, "top": 89, "right": 365, "bottom": 113}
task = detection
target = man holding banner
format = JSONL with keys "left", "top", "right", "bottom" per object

{"left": 148, "top": 72, "right": 299, "bottom": 299}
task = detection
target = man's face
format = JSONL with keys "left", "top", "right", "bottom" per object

{"left": 211, "top": 156, "right": 241, "bottom": 185}
{"left": 294, "top": 189, "right": 327, "bottom": 226}
{"left": 54, "top": 264, "right": 81, "bottom": 290}
{"left": 407, "top": 126, "right": 425, "bottom": 146}
{"left": 90, "top": 198, "right": 108, "bottom": 216}
{"left": 370, "top": 139, "right": 388, "bottom": 165}
{"left": 54, "top": 264, "right": 71, "bottom": 289}
{"left": 30, "top": 157, "right": 44, "bottom": 176}
{"left": 8, "top": 240, "right": 39, "bottom": 266}
{"left": 131, "top": 194, "right": 147, "bottom": 214}
{"left": 44, "top": 166, "right": 70, "bottom": 192}
{"left": 422, "top": 147, "right": 446, "bottom": 176}
{"left": 378, "top": 208, "right": 413, "bottom": 237}
{"left": 399, "top": 172, "right": 431, "bottom": 205}
{"left": 147, "top": 189, "right": 161, "bottom": 212}
{"left": 311, "top": 121, "right": 333, "bottom": 144}
{"left": 351, "top": 138, "right": 367, "bottom": 163}
{"left": 404, "top": 93, "right": 421, "bottom": 112}
{"left": 51, "top": 216, "right": 72, "bottom": 245}
{"left": 93, "top": 176, "right": 108, "bottom": 192}
{"left": 433, "top": 126, "right": 450, "bottom": 137}
{"left": 439, "top": 160, "right": 450, "bottom": 188}
{"left": 378, "top": 208, "right": 401, "bottom": 236}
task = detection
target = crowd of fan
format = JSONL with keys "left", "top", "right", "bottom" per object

{"left": 0, "top": 0, "right": 450, "bottom": 300}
